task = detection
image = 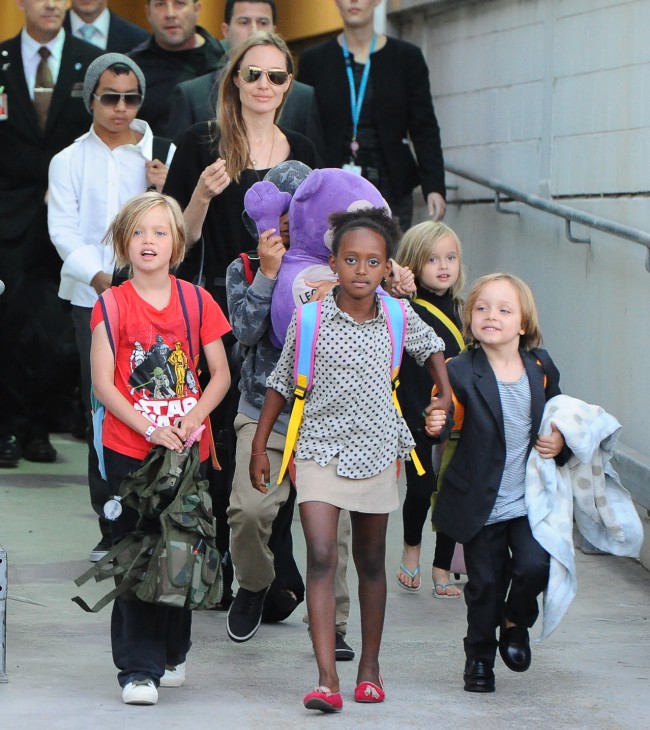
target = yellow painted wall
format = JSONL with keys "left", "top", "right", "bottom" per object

{"left": 275, "top": 1, "right": 342, "bottom": 41}
{"left": 1, "top": 1, "right": 341, "bottom": 43}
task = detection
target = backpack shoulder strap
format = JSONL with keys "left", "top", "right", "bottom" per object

{"left": 98, "top": 287, "right": 119, "bottom": 359}
{"left": 413, "top": 297, "right": 465, "bottom": 352}
{"left": 152, "top": 135, "right": 173, "bottom": 163}
{"left": 379, "top": 294, "right": 407, "bottom": 379}
{"left": 278, "top": 301, "right": 322, "bottom": 484}
{"left": 176, "top": 279, "right": 203, "bottom": 363}
{"left": 380, "top": 295, "right": 425, "bottom": 476}
{"left": 239, "top": 251, "right": 261, "bottom": 285}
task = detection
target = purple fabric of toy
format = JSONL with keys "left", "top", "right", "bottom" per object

{"left": 268, "top": 168, "right": 389, "bottom": 348}
{"left": 243, "top": 182, "right": 292, "bottom": 237}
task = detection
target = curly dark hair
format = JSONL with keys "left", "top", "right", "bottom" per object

{"left": 329, "top": 207, "right": 401, "bottom": 259}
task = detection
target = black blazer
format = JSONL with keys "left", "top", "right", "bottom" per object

{"left": 0, "top": 33, "right": 100, "bottom": 239}
{"left": 433, "top": 347, "right": 568, "bottom": 544}
{"left": 63, "top": 10, "right": 149, "bottom": 54}
{"left": 298, "top": 36, "right": 445, "bottom": 201}
{"left": 165, "top": 70, "right": 325, "bottom": 160}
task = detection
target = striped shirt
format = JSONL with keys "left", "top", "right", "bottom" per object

{"left": 487, "top": 370, "right": 531, "bottom": 524}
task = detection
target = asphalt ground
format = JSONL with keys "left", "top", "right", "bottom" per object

{"left": 1, "top": 434, "right": 649, "bottom": 729}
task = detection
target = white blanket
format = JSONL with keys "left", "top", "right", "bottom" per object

{"left": 525, "top": 395, "right": 644, "bottom": 639}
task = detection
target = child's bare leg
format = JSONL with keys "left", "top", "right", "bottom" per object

{"left": 300, "top": 501, "right": 341, "bottom": 691}
{"left": 351, "top": 511, "right": 389, "bottom": 685}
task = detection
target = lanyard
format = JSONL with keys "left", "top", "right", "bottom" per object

{"left": 341, "top": 33, "right": 377, "bottom": 156}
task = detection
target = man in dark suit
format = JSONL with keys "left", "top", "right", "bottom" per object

{"left": 0, "top": 0, "right": 101, "bottom": 468}
{"left": 63, "top": 0, "right": 149, "bottom": 54}
{"left": 298, "top": 0, "right": 446, "bottom": 229}
{"left": 165, "top": 0, "right": 325, "bottom": 155}
{"left": 128, "top": 0, "right": 226, "bottom": 136}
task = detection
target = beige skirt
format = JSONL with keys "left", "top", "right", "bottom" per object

{"left": 294, "top": 457, "right": 399, "bottom": 514}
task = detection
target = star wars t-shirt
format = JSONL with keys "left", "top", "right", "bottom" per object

{"left": 90, "top": 276, "right": 230, "bottom": 461}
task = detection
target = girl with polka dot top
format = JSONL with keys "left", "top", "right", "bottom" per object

{"left": 249, "top": 208, "right": 451, "bottom": 713}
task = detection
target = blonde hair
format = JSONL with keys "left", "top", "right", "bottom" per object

{"left": 105, "top": 192, "right": 186, "bottom": 272}
{"left": 395, "top": 220, "right": 465, "bottom": 300}
{"left": 217, "top": 32, "right": 293, "bottom": 183}
{"left": 463, "top": 273, "right": 542, "bottom": 350}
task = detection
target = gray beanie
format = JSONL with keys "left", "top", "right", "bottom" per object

{"left": 83, "top": 53, "right": 146, "bottom": 114}
{"left": 242, "top": 160, "right": 313, "bottom": 240}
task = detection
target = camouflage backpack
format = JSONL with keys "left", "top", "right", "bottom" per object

{"left": 72, "top": 442, "right": 222, "bottom": 613}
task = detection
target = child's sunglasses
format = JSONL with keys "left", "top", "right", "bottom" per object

{"left": 93, "top": 92, "right": 143, "bottom": 108}
{"left": 237, "top": 66, "right": 290, "bottom": 86}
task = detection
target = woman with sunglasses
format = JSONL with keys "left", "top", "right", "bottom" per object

{"left": 162, "top": 32, "right": 317, "bottom": 618}
{"left": 163, "top": 32, "right": 318, "bottom": 313}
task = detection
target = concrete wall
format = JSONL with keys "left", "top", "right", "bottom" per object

{"left": 390, "top": 0, "right": 650, "bottom": 553}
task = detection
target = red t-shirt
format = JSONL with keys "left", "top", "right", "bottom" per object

{"left": 90, "top": 276, "right": 231, "bottom": 461}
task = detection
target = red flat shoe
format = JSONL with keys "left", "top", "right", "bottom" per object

{"left": 354, "top": 676, "right": 385, "bottom": 703}
{"left": 303, "top": 686, "right": 343, "bottom": 712}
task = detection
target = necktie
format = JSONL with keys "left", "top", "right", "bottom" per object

{"left": 79, "top": 24, "right": 97, "bottom": 44}
{"left": 33, "top": 46, "right": 54, "bottom": 132}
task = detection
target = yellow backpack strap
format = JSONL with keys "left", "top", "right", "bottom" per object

{"left": 381, "top": 295, "right": 425, "bottom": 476}
{"left": 413, "top": 298, "right": 465, "bottom": 352}
{"left": 278, "top": 302, "right": 321, "bottom": 484}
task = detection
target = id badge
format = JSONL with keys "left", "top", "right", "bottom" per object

{"left": 0, "top": 93, "right": 7, "bottom": 121}
{"left": 342, "top": 162, "right": 362, "bottom": 176}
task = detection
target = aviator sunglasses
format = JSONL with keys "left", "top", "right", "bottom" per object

{"left": 93, "top": 92, "right": 143, "bottom": 108}
{"left": 237, "top": 65, "right": 290, "bottom": 86}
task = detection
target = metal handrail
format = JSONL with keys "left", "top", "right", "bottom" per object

{"left": 445, "top": 162, "right": 650, "bottom": 272}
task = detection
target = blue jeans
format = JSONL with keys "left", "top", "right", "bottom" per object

{"left": 104, "top": 448, "right": 192, "bottom": 687}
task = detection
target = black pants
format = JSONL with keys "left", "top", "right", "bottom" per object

{"left": 463, "top": 516, "right": 549, "bottom": 663}
{"left": 104, "top": 448, "right": 192, "bottom": 688}
{"left": 403, "top": 429, "right": 455, "bottom": 570}
{"left": 0, "top": 205, "right": 77, "bottom": 440}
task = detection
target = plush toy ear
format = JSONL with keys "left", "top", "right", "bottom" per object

{"left": 292, "top": 168, "right": 325, "bottom": 202}
{"left": 244, "top": 181, "right": 292, "bottom": 237}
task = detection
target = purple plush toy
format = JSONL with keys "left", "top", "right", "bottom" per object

{"left": 245, "top": 168, "right": 389, "bottom": 348}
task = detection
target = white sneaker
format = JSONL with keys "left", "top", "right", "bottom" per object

{"left": 121, "top": 679, "right": 158, "bottom": 705}
{"left": 160, "top": 661, "right": 186, "bottom": 688}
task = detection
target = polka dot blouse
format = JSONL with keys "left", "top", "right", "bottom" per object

{"left": 267, "top": 289, "right": 445, "bottom": 479}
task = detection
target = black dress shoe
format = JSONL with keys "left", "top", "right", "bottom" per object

{"left": 463, "top": 658, "right": 495, "bottom": 693}
{"left": 0, "top": 435, "right": 21, "bottom": 468}
{"left": 499, "top": 625, "right": 531, "bottom": 672}
{"left": 23, "top": 435, "right": 57, "bottom": 463}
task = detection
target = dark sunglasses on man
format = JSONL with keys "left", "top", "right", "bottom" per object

{"left": 93, "top": 92, "right": 143, "bottom": 108}
{"left": 237, "top": 66, "right": 290, "bottom": 86}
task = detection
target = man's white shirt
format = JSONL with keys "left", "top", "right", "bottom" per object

{"left": 48, "top": 118, "right": 176, "bottom": 306}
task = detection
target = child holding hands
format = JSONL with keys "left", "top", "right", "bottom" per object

{"left": 394, "top": 221, "right": 466, "bottom": 596}
{"left": 427, "top": 273, "right": 568, "bottom": 693}
{"left": 250, "top": 208, "right": 451, "bottom": 712}
{"left": 90, "top": 192, "right": 231, "bottom": 705}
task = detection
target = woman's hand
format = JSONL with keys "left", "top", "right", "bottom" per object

{"left": 195, "top": 158, "right": 231, "bottom": 202}
{"left": 258, "top": 228, "right": 286, "bottom": 279}
{"left": 250, "top": 452, "right": 271, "bottom": 494}
{"left": 535, "top": 422, "right": 565, "bottom": 459}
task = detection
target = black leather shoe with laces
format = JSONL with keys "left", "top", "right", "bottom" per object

{"left": 226, "top": 586, "right": 269, "bottom": 642}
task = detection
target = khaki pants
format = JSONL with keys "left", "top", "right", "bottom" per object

{"left": 228, "top": 413, "right": 291, "bottom": 592}
{"left": 229, "top": 413, "right": 351, "bottom": 633}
